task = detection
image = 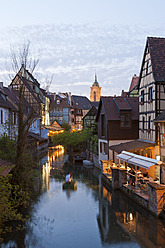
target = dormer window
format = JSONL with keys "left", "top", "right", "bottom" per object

{"left": 13, "top": 85, "right": 18, "bottom": 89}
{"left": 120, "top": 113, "right": 131, "bottom": 128}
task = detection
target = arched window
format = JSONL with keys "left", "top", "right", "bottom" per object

{"left": 94, "top": 91, "right": 96, "bottom": 102}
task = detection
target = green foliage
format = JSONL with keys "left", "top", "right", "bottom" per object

{"left": 0, "top": 136, "right": 40, "bottom": 242}
{"left": 0, "top": 173, "right": 29, "bottom": 242}
{"left": 0, "top": 135, "right": 16, "bottom": 163}
{"left": 61, "top": 122, "right": 71, "bottom": 131}
{"left": 52, "top": 128, "right": 92, "bottom": 152}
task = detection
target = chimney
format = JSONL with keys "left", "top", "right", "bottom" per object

{"left": 53, "top": 93, "right": 56, "bottom": 101}
{"left": 68, "top": 92, "right": 71, "bottom": 105}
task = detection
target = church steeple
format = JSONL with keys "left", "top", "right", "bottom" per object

{"left": 90, "top": 73, "right": 101, "bottom": 102}
{"left": 95, "top": 72, "right": 97, "bottom": 83}
{"left": 92, "top": 72, "right": 99, "bottom": 87}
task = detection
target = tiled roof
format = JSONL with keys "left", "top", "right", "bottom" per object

{"left": 48, "top": 94, "right": 71, "bottom": 108}
{"left": 91, "top": 101, "right": 99, "bottom": 109}
{"left": 98, "top": 96, "right": 138, "bottom": 121}
{"left": 153, "top": 110, "right": 165, "bottom": 122}
{"left": 114, "top": 98, "right": 132, "bottom": 111}
{"left": 46, "top": 120, "right": 64, "bottom": 131}
{"left": 82, "top": 105, "right": 98, "bottom": 119}
{"left": 147, "top": 37, "right": 165, "bottom": 82}
{"left": 109, "top": 140, "right": 155, "bottom": 154}
{"left": 71, "top": 95, "right": 91, "bottom": 110}
{"left": 1, "top": 87, "right": 18, "bottom": 111}
{"left": 0, "top": 159, "right": 15, "bottom": 177}
{"left": 3, "top": 87, "right": 32, "bottom": 114}
{"left": 129, "top": 75, "right": 139, "bottom": 92}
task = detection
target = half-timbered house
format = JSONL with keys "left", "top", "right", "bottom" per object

{"left": 71, "top": 95, "right": 92, "bottom": 130}
{"left": 10, "top": 64, "right": 50, "bottom": 127}
{"left": 47, "top": 93, "right": 71, "bottom": 125}
{"left": 0, "top": 82, "right": 18, "bottom": 137}
{"left": 138, "top": 37, "right": 165, "bottom": 160}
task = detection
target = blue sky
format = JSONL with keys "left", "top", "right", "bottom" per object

{"left": 0, "top": 0, "right": 165, "bottom": 98}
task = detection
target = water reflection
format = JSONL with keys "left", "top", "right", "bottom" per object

{"left": 41, "top": 145, "right": 65, "bottom": 191}
{"left": 97, "top": 179, "right": 165, "bottom": 248}
{"left": 1, "top": 148, "right": 165, "bottom": 248}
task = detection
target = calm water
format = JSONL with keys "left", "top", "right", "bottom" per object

{"left": 1, "top": 148, "right": 165, "bottom": 248}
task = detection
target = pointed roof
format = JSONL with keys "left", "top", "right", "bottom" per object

{"left": 138, "top": 37, "right": 165, "bottom": 88}
{"left": 71, "top": 95, "right": 91, "bottom": 110}
{"left": 92, "top": 73, "right": 100, "bottom": 87}
{"left": 96, "top": 96, "right": 139, "bottom": 121}
{"left": 129, "top": 74, "right": 139, "bottom": 92}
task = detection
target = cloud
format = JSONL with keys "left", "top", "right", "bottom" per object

{"left": 0, "top": 23, "right": 164, "bottom": 98}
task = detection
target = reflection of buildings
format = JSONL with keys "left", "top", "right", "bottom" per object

{"left": 98, "top": 182, "right": 165, "bottom": 248}
{"left": 42, "top": 162, "right": 50, "bottom": 191}
{"left": 97, "top": 186, "right": 132, "bottom": 244}
{"left": 41, "top": 146, "right": 64, "bottom": 191}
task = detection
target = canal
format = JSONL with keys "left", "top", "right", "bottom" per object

{"left": 1, "top": 147, "right": 165, "bottom": 248}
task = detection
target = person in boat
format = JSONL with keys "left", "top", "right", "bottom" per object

{"left": 65, "top": 172, "right": 73, "bottom": 184}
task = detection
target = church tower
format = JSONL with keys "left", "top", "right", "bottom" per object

{"left": 90, "top": 73, "right": 101, "bottom": 102}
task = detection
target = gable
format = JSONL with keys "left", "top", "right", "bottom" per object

{"left": 138, "top": 37, "right": 165, "bottom": 89}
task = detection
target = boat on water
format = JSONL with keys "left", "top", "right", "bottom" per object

{"left": 63, "top": 181, "right": 77, "bottom": 190}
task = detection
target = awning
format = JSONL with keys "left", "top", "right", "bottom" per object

{"left": 117, "top": 151, "right": 162, "bottom": 170}
{"left": 117, "top": 153, "right": 133, "bottom": 162}
{"left": 128, "top": 157, "right": 156, "bottom": 169}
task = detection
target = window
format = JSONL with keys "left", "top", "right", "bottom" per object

{"left": 148, "top": 116, "right": 151, "bottom": 130}
{"left": 77, "top": 109, "right": 81, "bottom": 114}
{"left": 100, "top": 142, "right": 102, "bottom": 153}
{"left": 1, "top": 110, "right": 3, "bottom": 124}
{"left": 141, "top": 90, "right": 144, "bottom": 103}
{"left": 101, "top": 114, "right": 105, "bottom": 136}
{"left": 103, "top": 142, "right": 108, "bottom": 155}
{"left": 148, "top": 87, "right": 153, "bottom": 101}
{"left": 120, "top": 113, "right": 130, "bottom": 128}
{"left": 57, "top": 99, "right": 60, "bottom": 104}
{"left": 142, "top": 116, "right": 145, "bottom": 130}
{"left": 94, "top": 91, "right": 96, "bottom": 102}
{"left": 13, "top": 112, "right": 16, "bottom": 125}
{"left": 13, "top": 85, "right": 18, "bottom": 89}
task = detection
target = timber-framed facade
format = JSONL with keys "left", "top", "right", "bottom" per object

{"left": 138, "top": 37, "right": 165, "bottom": 160}
{"left": 10, "top": 65, "right": 50, "bottom": 126}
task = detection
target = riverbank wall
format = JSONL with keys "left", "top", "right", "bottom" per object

{"left": 87, "top": 153, "right": 165, "bottom": 218}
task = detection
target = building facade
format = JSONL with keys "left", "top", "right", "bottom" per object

{"left": 138, "top": 37, "right": 165, "bottom": 160}
{"left": 96, "top": 96, "right": 139, "bottom": 162}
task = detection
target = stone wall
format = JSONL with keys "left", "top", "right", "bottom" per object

{"left": 148, "top": 182, "right": 165, "bottom": 216}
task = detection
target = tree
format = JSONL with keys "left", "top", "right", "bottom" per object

{"left": 52, "top": 128, "right": 92, "bottom": 161}
{"left": 9, "top": 40, "right": 40, "bottom": 75}
{"left": 61, "top": 122, "right": 71, "bottom": 131}
{"left": 7, "top": 41, "right": 41, "bottom": 181}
